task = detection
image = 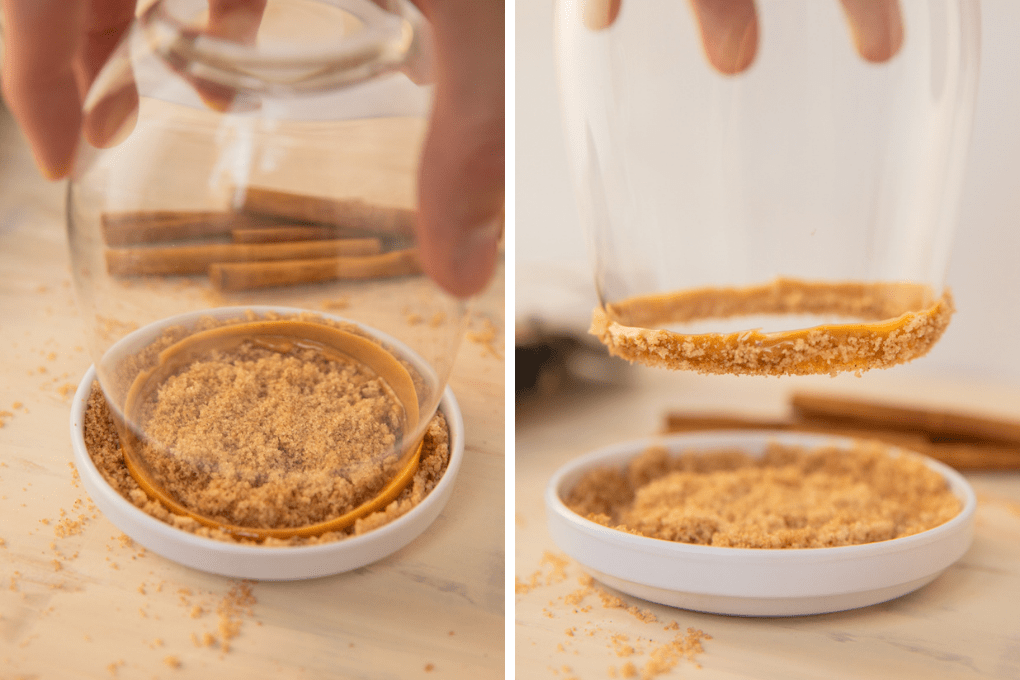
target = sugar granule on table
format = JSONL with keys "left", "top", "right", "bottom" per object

{"left": 466, "top": 314, "right": 503, "bottom": 359}
{"left": 517, "top": 553, "right": 711, "bottom": 679}
{"left": 516, "top": 551, "right": 571, "bottom": 594}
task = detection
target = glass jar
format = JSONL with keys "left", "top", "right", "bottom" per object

{"left": 555, "top": 0, "right": 980, "bottom": 376}
{"left": 68, "top": 0, "right": 466, "bottom": 539}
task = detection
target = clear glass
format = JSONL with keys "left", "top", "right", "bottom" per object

{"left": 555, "top": 0, "right": 980, "bottom": 376}
{"left": 68, "top": 0, "right": 466, "bottom": 538}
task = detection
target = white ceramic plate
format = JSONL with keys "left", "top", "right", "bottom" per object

{"left": 70, "top": 362, "right": 464, "bottom": 581}
{"left": 546, "top": 431, "right": 976, "bottom": 617}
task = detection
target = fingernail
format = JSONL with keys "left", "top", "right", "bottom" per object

{"left": 841, "top": 0, "right": 904, "bottom": 63}
{"left": 691, "top": 0, "right": 759, "bottom": 75}
{"left": 583, "top": 0, "right": 622, "bottom": 31}
{"left": 83, "top": 85, "right": 139, "bottom": 151}
{"left": 39, "top": 158, "right": 73, "bottom": 182}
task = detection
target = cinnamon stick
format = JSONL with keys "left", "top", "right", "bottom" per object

{"left": 663, "top": 414, "right": 931, "bottom": 451}
{"left": 209, "top": 248, "right": 421, "bottom": 291}
{"left": 663, "top": 401, "right": 1020, "bottom": 471}
{"left": 106, "top": 239, "right": 382, "bottom": 277}
{"left": 241, "top": 187, "right": 416, "bottom": 235}
{"left": 101, "top": 211, "right": 274, "bottom": 246}
{"left": 925, "top": 443, "right": 1020, "bottom": 472}
{"left": 231, "top": 226, "right": 358, "bottom": 244}
{"left": 790, "top": 392, "right": 1020, "bottom": 445}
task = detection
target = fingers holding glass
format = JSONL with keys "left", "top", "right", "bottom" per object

{"left": 1, "top": 0, "right": 91, "bottom": 179}
{"left": 688, "top": 0, "right": 759, "bottom": 74}
{"left": 839, "top": 0, "right": 904, "bottom": 63}
{"left": 412, "top": 0, "right": 505, "bottom": 298}
{"left": 579, "top": 0, "right": 903, "bottom": 75}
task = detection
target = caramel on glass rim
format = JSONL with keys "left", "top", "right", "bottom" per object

{"left": 591, "top": 278, "right": 955, "bottom": 376}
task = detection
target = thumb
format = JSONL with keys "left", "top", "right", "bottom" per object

{"left": 414, "top": 0, "right": 505, "bottom": 298}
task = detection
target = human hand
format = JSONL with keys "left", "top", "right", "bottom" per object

{"left": 0, "top": 0, "right": 504, "bottom": 299}
{"left": 408, "top": 0, "right": 505, "bottom": 298}
{"left": 583, "top": 0, "right": 904, "bottom": 73}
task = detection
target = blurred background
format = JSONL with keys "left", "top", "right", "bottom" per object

{"left": 517, "top": 0, "right": 1020, "bottom": 391}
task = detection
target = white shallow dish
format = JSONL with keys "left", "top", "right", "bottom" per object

{"left": 546, "top": 431, "right": 976, "bottom": 617}
{"left": 71, "top": 364, "right": 464, "bottom": 580}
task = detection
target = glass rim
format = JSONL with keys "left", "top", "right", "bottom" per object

{"left": 141, "top": 0, "right": 420, "bottom": 91}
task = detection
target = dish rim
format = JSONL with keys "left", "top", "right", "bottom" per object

{"left": 70, "top": 363, "right": 464, "bottom": 577}
{"left": 544, "top": 429, "right": 976, "bottom": 611}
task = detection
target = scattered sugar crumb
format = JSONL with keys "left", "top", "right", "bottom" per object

{"left": 320, "top": 297, "right": 350, "bottom": 311}
{"left": 611, "top": 634, "right": 634, "bottom": 658}
{"left": 466, "top": 315, "right": 503, "bottom": 359}
{"left": 210, "top": 580, "right": 258, "bottom": 653}
{"left": 516, "top": 551, "right": 572, "bottom": 594}
{"left": 521, "top": 554, "right": 710, "bottom": 678}
{"left": 163, "top": 655, "right": 182, "bottom": 669}
{"left": 639, "top": 628, "right": 712, "bottom": 679}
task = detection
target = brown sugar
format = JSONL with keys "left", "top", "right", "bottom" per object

{"left": 133, "top": 338, "right": 403, "bottom": 529}
{"left": 590, "top": 279, "right": 954, "bottom": 376}
{"left": 83, "top": 382, "right": 451, "bottom": 546}
{"left": 79, "top": 309, "right": 450, "bottom": 539}
{"left": 640, "top": 628, "right": 712, "bottom": 679}
{"left": 565, "top": 440, "right": 961, "bottom": 548}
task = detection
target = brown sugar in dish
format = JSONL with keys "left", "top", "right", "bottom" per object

{"left": 83, "top": 383, "right": 451, "bottom": 546}
{"left": 565, "top": 441, "right": 961, "bottom": 549}
{"left": 590, "top": 279, "right": 954, "bottom": 376}
{"left": 133, "top": 339, "right": 403, "bottom": 529}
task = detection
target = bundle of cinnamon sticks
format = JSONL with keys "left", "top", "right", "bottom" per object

{"left": 102, "top": 187, "right": 421, "bottom": 291}
{"left": 664, "top": 391, "right": 1020, "bottom": 471}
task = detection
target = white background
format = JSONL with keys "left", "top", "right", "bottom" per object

{"left": 516, "top": 0, "right": 1020, "bottom": 384}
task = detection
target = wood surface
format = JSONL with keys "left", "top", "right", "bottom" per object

{"left": 516, "top": 367, "right": 1020, "bottom": 680}
{"left": 0, "top": 106, "right": 505, "bottom": 679}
